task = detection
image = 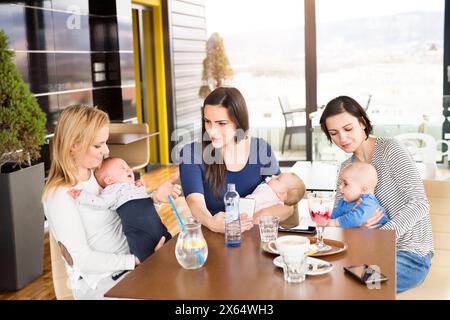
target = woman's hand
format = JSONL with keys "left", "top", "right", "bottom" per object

{"left": 153, "top": 175, "right": 182, "bottom": 203}
{"left": 206, "top": 212, "right": 253, "bottom": 233}
{"left": 252, "top": 204, "right": 293, "bottom": 225}
{"left": 134, "top": 256, "right": 141, "bottom": 266}
{"left": 252, "top": 211, "right": 265, "bottom": 225}
{"left": 155, "top": 236, "right": 166, "bottom": 251}
{"left": 362, "top": 207, "right": 384, "bottom": 229}
{"left": 240, "top": 213, "right": 254, "bottom": 232}
{"left": 206, "top": 212, "right": 226, "bottom": 233}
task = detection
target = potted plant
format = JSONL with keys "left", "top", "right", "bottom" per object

{"left": 0, "top": 29, "right": 47, "bottom": 290}
{"left": 198, "top": 32, "right": 234, "bottom": 99}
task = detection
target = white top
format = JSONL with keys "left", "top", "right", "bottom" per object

{"left": 76, "top": 183, "right": 150, "bottom": 211}
{"left": 246, "top": 183, "right": 284, "bottom": 212}
{"left": 43, "top": 171, "right": 135, "bottom": 290}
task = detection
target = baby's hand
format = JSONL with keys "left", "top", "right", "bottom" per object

{"left": 327, "top": 219, "right": 339, "bottom": 227}
{"left": 153, "top": 175, "right": 182, "bottom": 203}
{"left": 134, "top": 180, "right": 144, "bottom": 187}
{"left": 68, "top": 189, "right": 82, "bottom": 199}
{"left": 351, "top": 198, "right": 363, "bottom": 211}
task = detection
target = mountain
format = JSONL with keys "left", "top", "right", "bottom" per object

{"left": 218, "top": 11, "right": 443, "bottom": 73}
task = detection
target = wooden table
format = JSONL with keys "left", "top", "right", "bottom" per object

{"left": 107, "top": 132, "right": 159, "bottom": 145}
{"left": 105, "top": 226, "right": 396, "bottom": 300}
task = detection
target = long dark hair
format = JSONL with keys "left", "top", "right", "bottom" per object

{"left": 319, "top": 96, "right": 373, "bottom": 142}
{"left": 202, "top": 87, "right": 249, "bottom": 199}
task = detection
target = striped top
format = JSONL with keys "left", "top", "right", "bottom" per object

{"left": 336, "top": 137, "right": 434, "bottom": 257}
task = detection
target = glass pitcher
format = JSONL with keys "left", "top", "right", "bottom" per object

{"left": 175, "top": 217, "right": 208, "bottom": 269}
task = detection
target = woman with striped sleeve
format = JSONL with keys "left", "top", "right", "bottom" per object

{"left": 319, "top": 96, "right": 434, "bottom": 294}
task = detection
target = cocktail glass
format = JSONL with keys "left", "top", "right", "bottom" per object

{"left": 307, "top": 191, "right": 335, "bottom": 252}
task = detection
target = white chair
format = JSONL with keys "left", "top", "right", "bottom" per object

{"left": 394, "top": 133, "right": 438, "bottom": 180}
{"left": 49, "top": 231, "right": 74, "bottom": 300}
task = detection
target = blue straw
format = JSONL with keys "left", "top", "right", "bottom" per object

{"left": 168, "top": 194, "right": 186, "bottom": 231}
{"left": 168, "top": 195, "right": 205, "bottom": 265}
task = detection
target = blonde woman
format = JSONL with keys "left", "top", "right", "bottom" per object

{"left": 42, "top": 105, "right": 180, "bottom": 299}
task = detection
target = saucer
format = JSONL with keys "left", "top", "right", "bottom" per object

{"left": 264, "top": 241, "right": 318, "bottom": 256}
{"left": 264, "top": 238, "right": 347, "bottom": 257}
{"left": 273, "top": 256, "right": 334, "bottom": 276}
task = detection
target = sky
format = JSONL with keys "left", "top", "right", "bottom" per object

{"left": 205, "top": 0, "right": 444, "bottom": 36}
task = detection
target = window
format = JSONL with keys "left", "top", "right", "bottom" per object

{"left": 205, "top": 0, "right": 307, "bottom": 162}
{"left": 315, "top": 0, "right": 444, "bottom": 161}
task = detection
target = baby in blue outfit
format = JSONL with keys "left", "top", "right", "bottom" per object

{"left": 329, "top": 162, "right": 388, "bottom": 228}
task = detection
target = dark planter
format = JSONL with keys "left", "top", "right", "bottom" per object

{"left": 0, "top": 162, "right": 45, "bottom": 291}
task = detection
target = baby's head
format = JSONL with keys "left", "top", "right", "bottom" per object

{"left": 339, "top": 162, "right": 378, "bottom": 202}
{"left": 95, "top": 157, "right": 134, "bottom": 188}
{"left": 267, "top": 172, "right": 305, "bottom": 206}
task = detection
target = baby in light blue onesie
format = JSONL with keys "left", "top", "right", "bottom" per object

{"left": 329, "top": 162, "right": 388, "bottom": 228}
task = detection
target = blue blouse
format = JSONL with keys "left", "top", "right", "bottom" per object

{"left": 179, "top": 137, "right": 280, "bottom": 214}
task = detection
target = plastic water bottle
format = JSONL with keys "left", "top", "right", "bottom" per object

{"left": 224, "top": 183, "right": 241, "bottom": 246}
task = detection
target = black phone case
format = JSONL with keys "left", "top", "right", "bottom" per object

{"left": 344, "top": 264, "right": 388, "bottom": 284}
{"left": 278, "top": 226, "right": 317, "bottom": 234}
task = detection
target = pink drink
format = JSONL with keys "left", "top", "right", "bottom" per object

{"left": 309, "top": 209, "right": 332, "bottom": 227}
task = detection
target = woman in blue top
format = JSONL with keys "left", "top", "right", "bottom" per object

{"left": 179, "top": 87, "right": 294, "bottom": 233}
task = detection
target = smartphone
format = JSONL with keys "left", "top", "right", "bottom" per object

{"left": 344, "top": 264, "right": 388, "bottom": 284}
{"left": 278, "top": 225, "right": 317, "bottom": 235}
{"left": 239, "top": 198, "right": 256, "bottom": 218}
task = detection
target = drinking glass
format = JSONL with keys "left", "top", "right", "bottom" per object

{"left": 307, "top": 191, "right": 335, "bottom": 252}
{"left": 259, "top": 215, "right": 280, "bottom": 243}
{"left": 276, "top": 235, "right": 310, "bottom": 283}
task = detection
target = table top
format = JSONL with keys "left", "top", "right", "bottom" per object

{"left": 290, "top": 161, "right": 340, "bottom": 191}
{"left": 107, "top": 132, "right": 159, "bottom": 145}
{"left": 105, "top": 226, "right": 396, "bottom": 300}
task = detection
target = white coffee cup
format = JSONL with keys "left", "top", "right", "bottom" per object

{"left": 275, "top": 235, "right": 310, "bottom": 256}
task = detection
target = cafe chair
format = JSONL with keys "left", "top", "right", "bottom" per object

{"left": 364, "top": 94, "right": 372, "bottom": 111}
{"left": 278, "top": 96, "right": 306, "bottom": 154}
{"left": 108, "top": 123, "right": 150, "bottom": 172}
{"left": 49, "top": 231, "right": 74, "bottom": 300}
{"left": 394, "top": 133, "right": 437, "bottom": 180}
{"left": 309, "top": 110, "right": 349, "bottom": 162}
{"left": 397, "top": 179, "right": 450, "bottom": 299}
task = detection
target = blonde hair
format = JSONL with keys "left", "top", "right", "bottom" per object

{"left": 42, "top": 105, "right": 109, "bottom": 200}
{"left": 283, "top": 172, "right": 306, "bottom": 206}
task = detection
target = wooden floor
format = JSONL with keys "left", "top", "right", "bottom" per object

{"left": 0, "top": 165, "right": 182, "bottom": 300}
{"left": 0, "top": 235, "right": 54, "bottom": 300}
